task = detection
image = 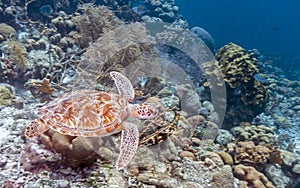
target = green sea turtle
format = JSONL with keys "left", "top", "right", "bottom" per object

{"left": 25, "top": 71, "right": 158, "bottom": 170}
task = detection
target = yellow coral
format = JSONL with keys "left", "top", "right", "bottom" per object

{"left": 0, "top": 23, "right": 16, "bottom": 38}
{"left": 215, "top": 42, "right": 258, "bottom": 88}
{"left": 215, "top": 43, "right": 269, "bottom": 121}
{"left": 0, "top": 86, "right": 14, "bottom": 106}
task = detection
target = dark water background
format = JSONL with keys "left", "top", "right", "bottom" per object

{"left": 176, "top": 0, "right": 300, "bottom": 59}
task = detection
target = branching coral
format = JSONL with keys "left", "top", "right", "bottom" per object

{"left": 24, "top": 78, "right": 55, "bottom": 102}
{"left": 77, "top": 22, "right": 157, "bottom": 88}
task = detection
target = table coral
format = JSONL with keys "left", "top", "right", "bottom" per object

{"left": 233, "top": 164, "right": 275, "bottom": 188}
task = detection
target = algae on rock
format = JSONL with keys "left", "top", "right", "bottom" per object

{"left": 0, "top": 86, "right": 14, "bottom": 106}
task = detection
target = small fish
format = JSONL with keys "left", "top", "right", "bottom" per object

{"left": 233, "top": 86, "right": 243, "bottom": 96}
{"left": 39, "top": 5, "right": 53, "bottom": 16}
{"left": 253, "top": 73, "right": 268, "bottom": 83}
{"left": 132, "top": 5, "right": 147, "bottom": 15}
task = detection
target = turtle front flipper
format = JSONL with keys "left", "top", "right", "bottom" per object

{"left": 25, "top": 118, "right": 50, "bottom": 138}
{"left": 110, "top": 71, "right": 135, "bottom": 102}
{"left": 116, "top": 123, "right": 139, "bottom": 170}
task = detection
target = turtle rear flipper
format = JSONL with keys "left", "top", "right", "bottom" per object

{"left": 116, "top": 122, "right": 139, "bottom": 170}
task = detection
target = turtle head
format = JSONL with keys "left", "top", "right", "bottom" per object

{"left": 25, "top": 118, "right": 49, "bottom": 138}
{"left": 130, "top": 103, "right": 158, "bottom": 119}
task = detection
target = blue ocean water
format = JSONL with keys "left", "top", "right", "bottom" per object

{"left": 176, "top": 0, "right": 300, "bottom": 59}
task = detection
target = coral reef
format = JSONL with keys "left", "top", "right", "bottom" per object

{"left": 0, "top": 0, "right": 299, "bottom": 187}
{"left": 215, "top": 43, "right": 269, "bottom": 126}
{"left": 79, "top": 22, "right": 157, "bottom": 88}
{"left": 231, "top": 122, "right": 275, "bottom": 145}
{"left": 233, "top": 164, "right": 275, "bottom": 188}
{"left": 71, "top": 5, "right": 123, "bottom": 48}
{"left": 227, "top": 141, "right": 282, "bottom": 171}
